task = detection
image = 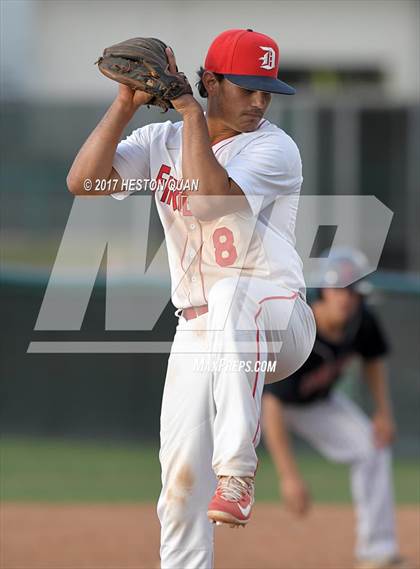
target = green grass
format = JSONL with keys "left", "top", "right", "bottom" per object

{"left": 0, "top": 437, "right": 161, "bottom": 503}
{"left": 1, "top": 437, "right": 418, "bottom": 504}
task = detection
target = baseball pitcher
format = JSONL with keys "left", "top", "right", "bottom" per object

{"left": 67, "top": 29, "right": 316, "bottom": 569}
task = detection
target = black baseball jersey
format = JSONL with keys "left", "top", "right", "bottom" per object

{"left": 264, "top": 303, "right": 389, "bottom": 405}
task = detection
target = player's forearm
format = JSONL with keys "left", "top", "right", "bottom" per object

{"left": 66, "top": 99, "right": 134, "bottom": 195}
{"left": 261, "top": 394, "right": 301, "bottom": 479}
{"left": 181, "top": 104, "right": 230, "bottom": 196}
{"left": 364, "top": 359, "right": 393, "bottom": 416}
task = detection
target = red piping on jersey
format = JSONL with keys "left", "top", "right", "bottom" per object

{"left": 212, "top": 119, "right": 267, "bottom": 155}
{"left": 180, "top": 236, "right": 188, "bottom": 272}
{"left": 198, "top": 243, "right": 208, "bottom": 304}
{"left": 213, "top": 137, "right": 236, "bottom": 155}
{"left": 251, "top": 291, "right": 299, "bottom": 446}
{"left": 198, "top": 223, "right": 208, "bottom": 303}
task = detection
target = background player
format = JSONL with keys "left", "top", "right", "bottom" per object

{"left": 66, "top": 29, "right": 316, "bottom": 569}
{"left": 262, "top": 249, "right": 408, "bottom": 569}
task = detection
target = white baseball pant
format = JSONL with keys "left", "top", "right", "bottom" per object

{"left": 157, "top": 276, "right": 316, "bottom": 569}
{"left": 281, "top": 391, "right": 399, "bottom": 561}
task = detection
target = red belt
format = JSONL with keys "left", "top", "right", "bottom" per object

{"left": 181, "top": 304, "right": 209, "bottom": 321}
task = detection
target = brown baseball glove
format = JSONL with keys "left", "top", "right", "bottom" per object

{"left": 95, "top": 37, "right": 192, "bottom": 112}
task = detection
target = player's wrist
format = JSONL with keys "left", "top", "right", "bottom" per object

{"left": 112, "top": 97, "right": 139, "bottom": 118}
{"left": 172, "top": 94, "right": 202, "bottom": 116}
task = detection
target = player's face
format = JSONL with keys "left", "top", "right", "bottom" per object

{"left": 212, "top": 78, "right": 272, "bottom": 132}
{"left": 322, "top": 288, "right": 361, "bottom": 324}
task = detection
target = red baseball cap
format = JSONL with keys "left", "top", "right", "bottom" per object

{"left": 204, "top": 29, "right": 295, "bottom": 95}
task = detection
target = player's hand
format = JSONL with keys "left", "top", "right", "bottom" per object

{"left": 281, "top": 475, "right": 311, "bottom": 517}
{"left": 165, "top": 47, "right": 199, "bottom": 114}
{"left": 115, "top": 84, "right": 153, "bottom": 113}
{"left": 373, "top": 411, "right": 396, "bottom": 448}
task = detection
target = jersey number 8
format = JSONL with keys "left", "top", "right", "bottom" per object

{"left": 212, "top": 227, "right": 238, "bottom": 267}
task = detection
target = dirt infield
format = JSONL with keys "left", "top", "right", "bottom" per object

{"left": 2, "top": 503, "right": 419, "bottom": 569}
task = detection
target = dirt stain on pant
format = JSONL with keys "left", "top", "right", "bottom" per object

{"left": 167, "top": 464, "right": 194, "bottom": 506}
{"left": 165, "top": 464, "right": 195, "bottom": 531}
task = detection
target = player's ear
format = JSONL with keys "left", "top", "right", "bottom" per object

{"left": 202, "top": 71, "right": 220, "bottom": 96}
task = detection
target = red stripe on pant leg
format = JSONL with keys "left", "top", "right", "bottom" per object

{"left": 251, "top": 306, "right": 263, "bottom": 396}
{"left": 251, "top": 291, "right": 299, "bottom": 441}
{"left": 251, "top": 293, "right": 297, "bottom": 397}
{"left": 257, "top": 292, "right": 298, "bottom": 304}
{"left": 252, "top": 421, "right": 260, "bottom": 445}
{"left": 252, "top": 328, "right": 261, "bottom": 397}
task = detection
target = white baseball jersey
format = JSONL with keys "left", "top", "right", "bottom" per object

{"left": 112, "top": 118, "right": 305, "bottom": 310}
